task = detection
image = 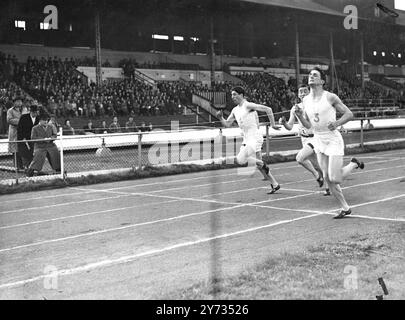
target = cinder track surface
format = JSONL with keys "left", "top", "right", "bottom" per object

{"left": 0, "top": 149, "right": 404, "bottom": 299}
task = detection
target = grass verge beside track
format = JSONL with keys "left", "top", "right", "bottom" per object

{"left": 166, "top": 224, "right": 405, "bottom": 300}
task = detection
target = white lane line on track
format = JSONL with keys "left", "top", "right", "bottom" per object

{"left": 0, "top": 165, "right": 299, "bottom": 205}
{"left": 1, "top": 156, "right": 401, "bottom": 205}
{"left": 250, "top": 194, "right": 405, "bottom": 222}
{"left": 0, "top": 199, "right": 180, "bottom": 230}
{"left": 357, "top": 156, "right": 402, "bottom": 159}
{"left": 1, "top": 192, "right": 404, "bottom": 290}
{"left": 0, "top": 187, "right": 315, "bottom": 230}
{"left": 0, "top": 211, "right": 326, "bottom": 290}
{"left": 80, "top": 158, "right": 402, "bottom": 192}
{"left": 82, "top": 164, "right": 298, "bottom": 192}
{"left": 67, "top": 163, "right": 405, "bottom": 200}
{"left": 0, "top": 189, "right": 101, "bottom": 204}
{"left": 71, "top": 165, "right": 405, "bottom": 202}
{"left": 369, "top": 151, "right": 405, "bottom": 157}
{"left": 349, "top": 194, "right": 405, "bottom": 209}
{"left": 0, "top": 203, "right": 244, "bottom": 254}
{"left": 0, "top": 194, "right": 133, "bottom": 215}
{"left": 71, "top": 160, "right": 404, "bottom": 195}
{"left": 0, "top": 175, "right": 403, "bottom": 252}
{"left": 0, "top": 162, "right": 405, "bottom": 222}
{"left": 147, "top": 181, "right": 311, "bottom": 195}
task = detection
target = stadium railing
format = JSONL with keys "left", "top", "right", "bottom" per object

{"left": 345, "top": 99, "right": 400, "bottom": 118}
{"left": 0, "top": 127, "right": 243, "bottom": 184}
{"left": 1, "top": 114, "right": 404, "bottom": 184}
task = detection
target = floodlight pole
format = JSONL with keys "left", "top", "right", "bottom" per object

{"left": 295, "top": 22, "right": 300, "bottom": 87}
{"left": 210, "top": 16, "right": 216, "bottom": 88}
{"left": 329, "top": 31, "right": 335, "bottom": 92}
{"left": 94, "top": 5, "right": 102, "bottom": 88}
{"left": 360, "top": 32, "right": 365, "bottom": 99}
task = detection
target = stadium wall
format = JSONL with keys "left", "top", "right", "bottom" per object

{"left": 0, "top": 44, "right": 289, "bottom": 70}
{"left": 368, "top": 65, "right": 405, "bottom": 77}
{"left": 137, "top": 69, "right": 234, "bottom": 85}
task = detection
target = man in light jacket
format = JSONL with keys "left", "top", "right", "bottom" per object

{"left": 7, "top": 96, "right": 23, "bottom": 169}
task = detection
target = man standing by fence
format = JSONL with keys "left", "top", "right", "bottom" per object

{"left": 7, "top": 96, "right": 23, "bottom": 169}
{"left": 26, "top": 113, "right": 61, "bottom": 177}
{"left": 17, "top": 104, "right": 39, "bottom": 169}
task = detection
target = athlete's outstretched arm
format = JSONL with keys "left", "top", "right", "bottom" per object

{"left": 246, "top": 102, "right": 280, "bottom": 129}
{"left": 216, "top": 110, "right": 235, "bottom": 128}
{"left": 280, "top": 107, "right": 297, "bottom": 131}
{"left": 294, "top": 107, "right": 312, "bottom": 129}
{"left": 327, "top": 93, "right": 353, "bottom": 130}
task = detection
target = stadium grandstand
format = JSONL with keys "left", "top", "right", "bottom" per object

{"left": 0, "top": 0, "right": 405, "bottom": 298}
{"left": 1, "top": 0, "right": 404, "bottom": 136}
{"left": 0, "top": 0, "right": 403, "bottom": 171}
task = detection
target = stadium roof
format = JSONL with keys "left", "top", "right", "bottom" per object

{"left": 237, "top": 0, "right": 345, "bottom": 17}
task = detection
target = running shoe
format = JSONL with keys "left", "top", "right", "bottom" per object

{"left": 316, "top": 169, "right": 324, "bottom": 188}
{"left": 267, "top": 184, "right": 280, "bottom": 194}
{"left": 350, "top": 157, "right": 364, "bottom": 169}
{"left": 333, "top": 208, "right": 352, "bottom": 219}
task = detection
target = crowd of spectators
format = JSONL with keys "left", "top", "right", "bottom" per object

{"left": 335, "top": 65, "right": 399, "bottom": 100}
{"left": 2, "top": 50, "right": 404, "bottom": 137}
{"left": 369, "top": 74, "right": 404, "bottom": 93}
{"left": 0, "top": 51, "right": 42, "bottom": 134}
{"left": 235, "top": 72, "right": 297, "bottom": 114}
{"left": 60, "top": 116, "right": 153, "bottom": 135}
{"left": 9, "top": 56, "right": 193, "bottom": 120}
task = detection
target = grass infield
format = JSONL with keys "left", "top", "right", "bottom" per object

{"left": 165, "top": 224, "right": 405, "bottom": 300}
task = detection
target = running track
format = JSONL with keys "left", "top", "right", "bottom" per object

{"left": 0, "top": 149, "right": 404, "bottom": 299}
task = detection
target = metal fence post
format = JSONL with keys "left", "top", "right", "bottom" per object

{"left": 138, "top": 133, "right": 142, "bottom": 169}
{"left": 14, "top": 151, "right": 18, "bottom": 184}
{"left": 196, "top": 106, "right": 199, "bottom": 125}
{"left": 265, "top": 124, "right": 270, "bottom": 157}
{"left": 219, "top": 128, "right": 223, "bottom": 158}
{"left": 360, "top": 119, "right": 364, "bottom": 148}
{"left": 59, "top": 127, "right": 64, "bottom": 179}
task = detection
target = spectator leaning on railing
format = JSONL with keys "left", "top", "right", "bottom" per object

{"left": 83, "top": 119, "right": 96, "bottom": 134}
{"left": 63, "top": 119, "right": 75, "bottom": 135}
{"left": 26, "top": 113, "right": 61, "bottom": 177}
{"left": 97, "top": 120, "right": 109, "bottom": 134}
{"left": 109, "top": 116, "right": 121, "bottom": 133}
{"left": 125, "top": 116, "right": 138, "bottom": 132}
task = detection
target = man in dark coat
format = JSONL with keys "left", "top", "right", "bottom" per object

{"left": 17, "top": 104, "right": 39, "bottom": 168}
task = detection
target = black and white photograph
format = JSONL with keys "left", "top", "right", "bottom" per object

{"left": 0, "top": 0, "right": 404, "bottom": 304}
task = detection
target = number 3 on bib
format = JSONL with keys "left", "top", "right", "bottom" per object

{"left": 313, "top": 113, "right": 320, "bottom": 123}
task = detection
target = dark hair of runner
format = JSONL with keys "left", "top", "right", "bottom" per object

{"left": 231, "top": 86, "right": 245, "bottom": 96}
{"left": 311, "top": 67, "right": 326, "bottom": 82}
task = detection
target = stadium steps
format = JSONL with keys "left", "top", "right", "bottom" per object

{"left": 368, "top": 79, "right": 399, "bottom": 93}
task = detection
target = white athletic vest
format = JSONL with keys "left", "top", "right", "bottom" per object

{"left": 303, "top": 91, "right": 336, "bottom": 133}
{"left": 232, "top": 101, "right": 260, "bottom": 139}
